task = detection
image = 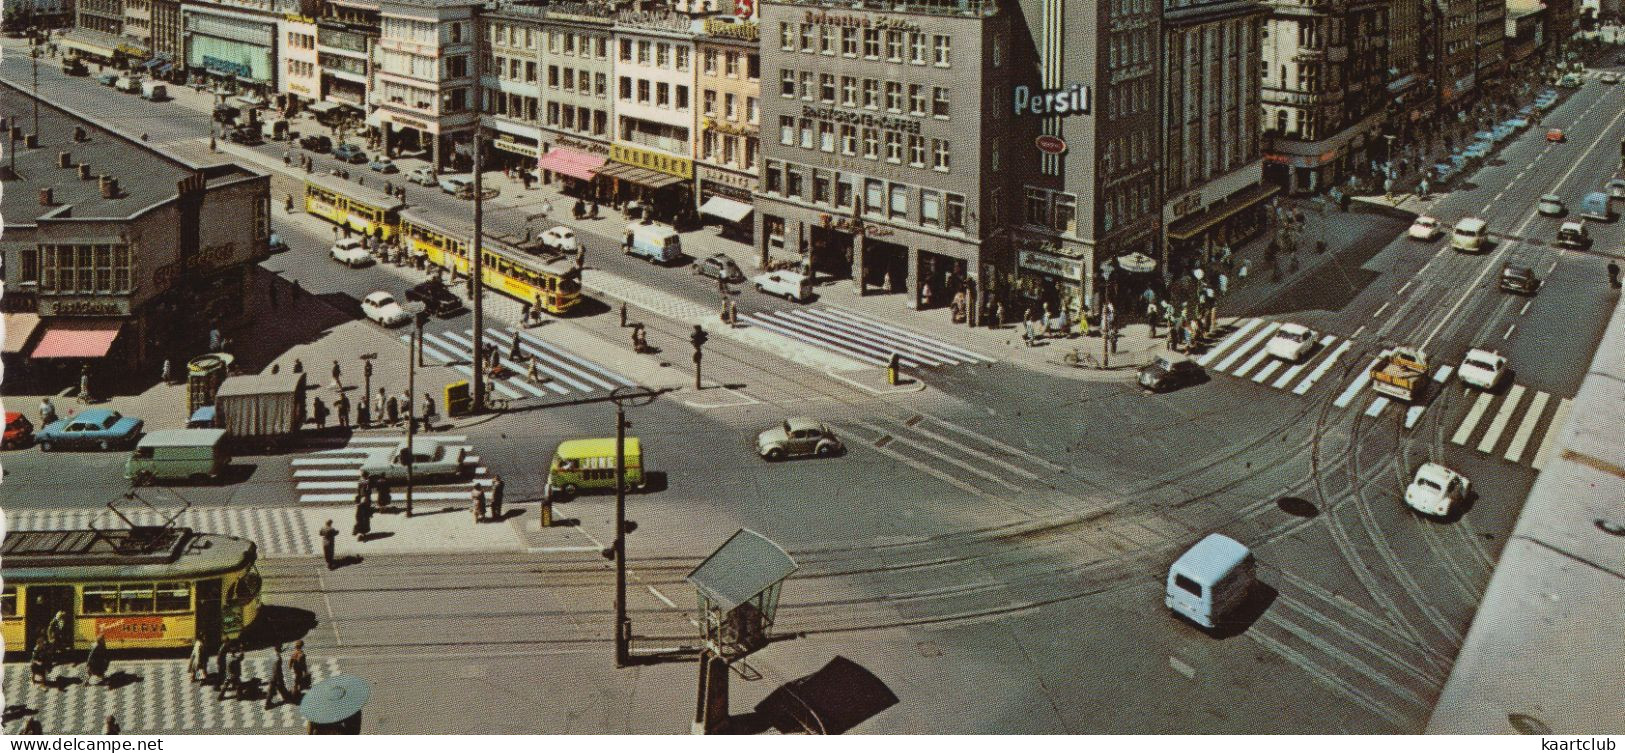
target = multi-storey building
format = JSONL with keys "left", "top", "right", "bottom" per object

{"left": 1506, "top": 3, "right": 1546, "bottom": 65}
{"left": 693, "top": 14, "right": 760, "bottom": 235}
{"left": 279, "top": 13, "right": 320, "bottom": 106}
{"left": 62, "top": 0, "right": 148, "bottom": 67}
{"left": 756, "top": 0, "right": 1004, "bottom": 314}
{"left": 479, "top": 3, "right": 545, "bottom": 175}
{"left": 1474, "top": 0, "right": 1505, "bottom": 82}
{"left": 1437, "top": 0, "right": 1475, "bottom": 113}
{"left": 1260, "top": 0, "right": 1388, "bottom": 193}
{"left": 606, "top": 10, "right": 699, "bottom": 222}
{"left": 533, "top": 3, "right": 615, "bottom": 196}
{"left": 3, "top": 0, "right": 74, "bottom": 32}
{"left": 183, "top": 0, "right": 288, "bottom": 97}
{"left": 1160, "top": 0, "right": 1272, "bottom": 278}
{"left": 374, "top": 0, "right": 478, "bottom": 172}
{"left": 316, "top": 0, "right": 376, "bottom": 110}
{"left": 148, "top": 0, "right": 180, "bottom": 66}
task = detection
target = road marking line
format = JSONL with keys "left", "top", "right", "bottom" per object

{"left": 1531, "top": 397, "right": 1575, "bottom": 470}
{"left": 1272, "top": 336, "right": 1334, "bottom": 389}
{"left": 898, "top": 422, "right": 1044, "bottom": 481}
{"left": 820, "top": 304, "right": 996, "bottom": 362}
{"left": 1195, "top": 318, "right": 1263, "bottom": 367}
{"left": 1520, "top": 300, "right": 1533, "bottom": 315}
{"left": 1296, "top": 341, "right": 1354, "bottom": 395}
{"left": 1398, "top": 280, "right": 1414, "bottom": 295}
{"left": 1169, "top": 656, "right": 1195, "bottom": 679}
{"left": 784, "top": 309, "right": 947, "bottom": 367}
{"left": 1215, "top": 322, "right": 1281, "bottom": 372}
{"left": 1364, "top": 396, "right": 1390, "bottom": 417}
{"left": 1476, "top": 384, "right": 1527, "bottom": 453}
{"left": 294, "top": 469, "right": 361, "bottom": 478}
{"left": 299, "top": 491, "right": 477, "bottom": 503}
{"left": 1373, "top": 302, "right": 1391, "bottom": 319}
{"left": 1504, "top": 390, "right": 1551, "bottom": 463}
{"left": 1451, "top": 392, "right": 1496, "bottom": 445}
{"left": 1252, "top": 359, "right": 1285, "bottom": 384}
{"left": 1351, "top": 325, "right": 1366, "bottom": 339}
{"left": 1504, "top": 323, "right": 1517, "bottom": 340}
{"left": 1332, "top": 358, "right": 1381, "bottom": 407}
{"left": 861, "top": 422, "right": 1024, "bottom": 491}
{"left": 1231, "top": 346, "right": 1275, "bottom": 379}
{"left": 922, "top": 415, "right": 1067, "bottom": 472}
{"left": 292, "top": 457, "right": 367, "bottom": 466}
{"left": 1401, "top": 366, "right": 1454, "bottom": 429}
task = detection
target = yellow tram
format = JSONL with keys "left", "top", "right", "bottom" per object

{"left": 2, "top": 527, "right": 261, "bottom": 652}
{"left": 304, "top": 174, "right": 405, "bottom": 242}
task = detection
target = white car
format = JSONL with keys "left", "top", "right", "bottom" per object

{"left": 360, "top": 291, "right": 411, "bottom": 327}
{"left": 330, "top": 237, "right": 373, "bottom": 267}
{"left": 407, "top": 166, "right": 437, "bottom": 186}
{"left": 1601, "top": 72, "right": 1621, "bottom": 85}
{"left": 1266, "top": 323, "right": 1319, "bottom": 362}
{"left": 753, "top": 270, "right": 813, "bottom": 303}
{"left": 438, "top": 174, "right": 473, "bottom": 195}
{"left": 539, "top": 226, "right": 579, "bottom": 253}
{"left": 1537, "top": 194, "right": 1565, "bottom": 217}
{"left": 1458, "top": 348, "right": 1508, "bottom": 390}
{"left": 1407, "top": 216, "right": 1442, "bottom": 241}
{"left": 1404, "top": 462, "right": 1470, "bottom": 517}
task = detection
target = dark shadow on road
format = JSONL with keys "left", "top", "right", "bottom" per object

{"left": 743, "top": 656, "right": 898, "bottom": 734}
{"left": 1209, "top": 581, "right": 1278, "bottom": 641}
{"left": 1277, "top": 496, "right": 1320, "bottom": 518}
{"left": 239, "top": 605, "right": 319, "bottom": 652}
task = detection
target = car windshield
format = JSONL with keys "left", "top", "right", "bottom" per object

{"left": 373, "top": 295, "right": 395, "bottom": 306}
{"left": 1465, "top": 358, "right": 1497, "bottom": 372}
{"left": 1417, "top": 219, "right": 1436, "bottom": 227}
{"left": 1416, "top": 478, "right": 1442, "bottom": 492}
{"left": 1279, "top": 330, "right": 1309, "bottom": 343}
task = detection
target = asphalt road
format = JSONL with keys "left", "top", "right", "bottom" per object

{"left": 4, "top": 40, "right": 1625, "bottom": 733}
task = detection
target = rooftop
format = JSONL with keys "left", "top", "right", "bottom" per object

{"left": 0, "top": 81, "right": 260, "bottom": 226}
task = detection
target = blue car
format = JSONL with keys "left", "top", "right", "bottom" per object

{"left": 332, "top": 143, "right": 368, "bottom": 164}
{"left": 36, "top": 408, "right": 144, "bottom": 452}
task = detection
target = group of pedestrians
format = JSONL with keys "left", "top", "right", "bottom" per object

{"left": 188, "top": 637, "right": 311, "bottom": 710}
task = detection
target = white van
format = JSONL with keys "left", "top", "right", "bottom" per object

{"left": 1450, "top": 217, "right": 1489, "bottom": 253}
{"left": 753, "top": 270, "right": 813, "bottom": 303}
{"left": 140, "top": 80, "right": 167, "bottom": 101}
{"left": 624, "top": 223, "right": 682, "bottom": 264}
{"left": 1166, "top": 533, "right": 1256, "bottom": 630}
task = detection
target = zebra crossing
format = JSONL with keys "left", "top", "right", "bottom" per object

{"left": 3, "top": 657, "right": 339, "bottom": 734}
{"left": 737, "top": 305, "right": 995, "bottom": 368}
{"left": 1197, "top": 319, "right": 1350, "bottom": 396}
{"left": 3, "top": 506, "right": 317, "bottom": 558}
{"left": 408, "top": 326, "right": 637, "bottom": 401}
{"left": 1448, "top": 385, "right": 1574, "bottom": 469}
{"left": 291, "top": 434, "right": 490, "bottom": 504}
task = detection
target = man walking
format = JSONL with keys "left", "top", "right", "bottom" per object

{"left": 84, "top": 634, "right": 109, "bottom": 686}
{"left": 353, "top": 494, "right": 373, "bottom": 540}
{"left": 312, "top": 397, "right": 328, "bottom": 429}
{"left": 188, "top": 637, "right": 207, "bottom": 683}
{"left": 489, "top": 475, "right": 504, "bottom": 520}
{"left": 39, "top": 397, "right": 57, "bottom": 428}
{"left": 386, "top": 393, "right": 399, "bottom": 426}
{"left": 421, "top": 392, "right": 436, "bottom": 431}
{"left": 319, "top": 520, "right": 339, "bottom": 569}
{"left": 471, "top": 485, "right": 486, "bottom": 523}
{"left": 265, "top": 645, "right": 294, "bottom": 709}
{"left": 336, "top": 392, "right": 351, "bottom": 428}
{"left": 288, "top": 640, "right": 311, "bottom": 699}
{"left": 331, "top": 360, "right": 343, "bottom": 390}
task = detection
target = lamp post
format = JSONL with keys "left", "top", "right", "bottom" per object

{"left": 605, "top": 385, "right": 657, "bottom": 667}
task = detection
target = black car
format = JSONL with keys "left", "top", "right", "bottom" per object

{"left": 227, "top": 126, "right": 263, "bottom": 145}
{"left": 300, "top": 134, "right": 332, "bottom": 153}
{"left": 404, "top": 279, "right": 465, "bottom": 317}
{"left": 1499, "top": 263, "right": 1539, "bottom": 294}
{"left": 213, "top": 104, "right": 240, "bottom": 124}
{"left": 693, "top": 253, "right": 745, "bottom": 283}
{"left": 1138, "top": 353, "right": 1203, "bottom": 392}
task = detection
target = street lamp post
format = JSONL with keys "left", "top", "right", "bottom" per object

{"left": 605, "top": 386, "right": 656, "bottom": 667}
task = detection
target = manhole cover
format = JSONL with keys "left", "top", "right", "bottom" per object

{"left": 1508, "top": 713, "right": 1551, "bottom": 734}
{"left": 1277, "top": 497, "right": 1319, "bottom": 518}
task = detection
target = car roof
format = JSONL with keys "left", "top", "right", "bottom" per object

{"left": 1502, "top": 263, "right": 1533, "bottom": 274}
{"left": 1276, "top": 323, "right": 1311, "bottom": 336}
{"left": 138, "top": 428, "right": 226, "bottom": 448}
{"left": 1415, "top": 215, "right": 1438, "bottom": 223}
{"left": 337, "top": 237, "right": 363, "bottom": 246}
{"left": 1561, "top": 221, "right": 1585, "bottom": 231}
{"left": 70, "top": 409, "right": 119, "bottom": 423}
{"left": 1171, "top": 534, "right": 1251, "bottom": 586}
{"left": 1455, "top": 217, "right": 1487, "bottom": 229}
{"left": 1542, "top": 194, "right": 1561, "bottom": 201}
{"left": 6, "top": 411, "right": 23, "bottom": 422}
{"left": 556, "top": 437, "right": 642, "bottom": 458}
{"left": 366, "top": 291, "right": 395, "bottom": 302}
{"left": 1415, "top": 462, "right": 1456, "bottom": 483}
{"left": 783, "top": 417, "right": 825, "bottom": 431}
{"left": 1464, "top": 347, "right": 1501, "bottom": 359}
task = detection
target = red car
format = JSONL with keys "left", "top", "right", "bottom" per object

{"left": 1546, "top": 128, "right": 1566, "bottom": 142}
{"left": 4, "top": 412, "right": 34, "bottom": 449}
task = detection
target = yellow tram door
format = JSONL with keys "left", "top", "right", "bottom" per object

{"left": 25, "top": 585, "right": 76, "bottom": 652}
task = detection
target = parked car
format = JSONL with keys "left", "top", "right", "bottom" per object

{"left": 360, "top": 291, "right": 411, "bottom": 327}
{"left": 368, "top": 156, "right": 398, "bottom": 174}
{"left": 226, "top": 127, "right": 262, "bottom": 146}
{"left": 1557, "top": 221, "right": 1591, "bottom": 249}
{"left": 1266, "top": 323, "right": 1319, "bottom": 362}
{"left": 1473, "top": 130, "right": 1496, "bottom": 144}
{"left": 3, "top": 412, "right": 34, "bottom": 450}
{"left": 1408, "top": 216, "right": 1443, "bottom": 241}
{"left": 1607, "top": 178, "right": 1625, "bottom": 200}
{"left": 61, "top": 57, "right": 87, "bottom": 76}
{"left": 1601, "top": 72, "right": 1621, "bottom": 84}
{"left": 1547, "top": 128, "right": 1566, "bottom": 142}
{"left": 360, "top": 438, "right": 468, "bottom": 482}
{"left": 332, "top": 143, "right": 368, "bottom": 164}
{"left": 1405, "top": 462, "right": 1469, "bottom": 517}
{"left": 36, "top": 409, "right": 144, "bottom": 452}
{"left": 404, "top": 279, "right": 465, "bottom": 317}
{"left": 754, "top": 270, "right": 813, "bottom": 302}
{"left": 1538, "top": 194, "right": 1566, "bottom": 216}
{"left": 756, "top": 418, "right": 844, "bottom": 461}
{"left": 694, "top": 253, "right": 745, "bottom": 284}
{"left": 1490, "top": 124, "right": 1514, "bottom": 142}
{"left": 331, "top": 237, "right": 373, "bottom": 267}
{"left": 1464, "top": 142, "right": 1493, "bottom": 159}
{"left": 267, "top": 233, "right": 289, "bottom": 254}
{"left": 1458, "top": 348, "right": 1508, "bottom": 390}
{"left": 1558, "top": 73, "right": 1582, "bottom": 88}
{"left": 96, "top": 72, "right": 118, "bottom": 86}
{"left": 1139, "top": 352, "right": 1203, "bottom": 392}
{"left": 539, "top": 226, "right": 580, "bottom": 253}
{"left": 438, "top": 175, "right": 473, "bottom": 195}
{"left": 213, "top": 104, "right": 240, "bottom": 124}
{"left": 1504, "top": 116, "right": 1531, "bottom": 129}
{"left": 407, "top": 166, "right": 437, "bottom": 186}
{"left": 1499, "top": 263, "right": 1539, "bottom": 294}
{"left": 299, "top": 134, "right": 332, "bottom": 153}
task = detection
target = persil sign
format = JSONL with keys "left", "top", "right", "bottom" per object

{"left": 1013, "top": 84, "right": 1092, "bottom": 117}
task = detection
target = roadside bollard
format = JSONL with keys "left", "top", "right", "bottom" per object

{"left": 887, "top": 352, "right": 901, "bottom": 386}
{"left": 540, "top": 498, "right": 553, "bottom": 527}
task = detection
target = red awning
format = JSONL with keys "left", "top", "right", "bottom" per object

{"left": 537, "top": 148, "right": 605, "bottom": 182}
{"left": 30, "top": 319, "right": 126, "bottom": 359}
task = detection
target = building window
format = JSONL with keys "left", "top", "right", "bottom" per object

{"left": 908, "top": 135, "right": 925, "bottom": 167}
{"left": 744, "top": 139, "right": 757, "bottom": 169}
{"left": 932, "top": 87, "right": 949, "bottom": 118}
{"left": 841, "top": 76, "right": 858, "bottom": 106}
{"left": 819, "top": 121, "right": 834, "bottom": 151}
{"left": 908, "top": 84, "right": 925, "bottom": 116}
{"left": 820, "top": 73, "right": 835, "bottom": 103}
{"left": 909, "top": 32, "right": 926, "bottom": 64}
{"left": 595, "top": 72, "right": 607, "bottom": 97}
{"left": 837, "top": 176, "right": 854, "bottom": 207}
{"left": 676, "top": 46, "right": 689, "bottom": 72}
{"left": 780, "top": 116, "right": 794, "bottom": 145}
{"left": 656, "top": 82, "right": 669, "bottom": 107}
{"left": 780, "top": 22, "right": 793, "bottom": 50}
{"left": 889, "top": 184, "right": 908, "bottom": 218}
{"left": 620, "top": 76, "right": 632, "bottom": 99}
{"left": 932, "top": 139, "right": 950, "bottom": 171}
{"left": 724, "top": 93, "right": 736, "bottom": 119}
{"left": 1026, "top": 188, "right": 1050, "bottom": 226}
{"left": 885, "top": 131, "right": 902, "bottom": 162}
{"left": 677, "top": 85, "right": 689, "bottom": 110}
{"left": 813, "top": 172, "right": 830, "bottom": 203}
{"left": 841, "top": 27, "right": 857, "bottom": 56}
{"left": 765, "top": 159, "right": 782, "bottom": 192}
{"left": 655, "top": 43, "right": 669, "bottom": 68}
{"left": 1054, "top": 193, "right": 1077, "bottom": 234}
{"left": 725, "top": 51, "right": 738, "bottom": 76}
{"left": 863, "top": 28, "right": 880, "bottom": 58}
{"left": 563, "top": 33, "right": 575, "bottom": 54}
{"left": 886, "top": 30, "right": 903, "bottom": 61}
{"left": 865, "top": 179, "right": 884, "bottom": 215}
{"left": 637, "top": 40, "right": 650, "bottom": 64}
{"left": 862, "top": 128, "right": 879, "bottom": 159}
{"left": 704, "top": 89, "right": 717, "bottom": 116}
{"left": 704, "top": 48, "right": 718, "bottom": 74}
{"left": 799, "top": 71, "right": 813, "bottom": 99}
{"left": 921, "top": 190, "right": 941, "bottom": 226}
{"left": 703, "top": 131, "right": 717, "bottom": 160}
{"left": 547, "top": 101, "right": 560, "bottom": 125}
{"left": 800, "top": 118, "right": 814, "bottom": 148}
{"left": 933, "top": 34, "right": 950, "bottom": 66}
{"left": 723, "top": 135, "right": 737, "bottom": 165}
{"left": 946, "top": 193, "right": 966, "bottom": 230}
{"left": 885, "top": 82, "right": 902, "bottom": 112}
{"left": 821, "top": 25, "right": 835, "bottom": 54}
{"left": 781, "top": 69, "right": 795, "bottom": 97}
{"left": 748, "top": 53, "right": 759, "bottom": 80}
{"left": 747, "top": 97, "right": 758, "bottom": 123}
{"left": 621, "top": 38, "right": 632, "bottom": 61}
{"left": 799, "top": 23, "right": 813, "bottom": 51}
{"left": 548, "top": 65, "right": 559, "bottom": 88}
{"left": 638, "top": 79, "right": 650, "bottom": 103}
{"left": 862, "top": 79, "right": 878, "bottom": 109}
{"left": 786, "top": 167, "right": 802, "bottom": 197}
{"left": 840, "top": 124, "right": 857, "bottom": 155}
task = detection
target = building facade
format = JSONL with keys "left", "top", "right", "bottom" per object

{"left": 607, "top": 10, "right": 699, "bottom": 222}
{"left": 374, "top": 0, "right": 478, "bottom": 172}
{"left": 183, "top": 2, "right": 283, "bottom": 96}
{"left": 693, "top": 15, "right": 760, "bottom": 235}
{"left": 533, "top": 3, "right": 615, "bottom": 195}
{"left": 479, "top": 3, "right": 545, "bottom": 175}
{"left": 3, "top": 0, "right": 74, "bottom": 32}
{"left": 316, "top": 0, "right": 376, "bottom": 109}
{"left": 756, "top": 0, "right": 1004, "bottom": 315}
{"left": 279, "top": 13, "right": 320, "bottom": 105}
{"left": 1260, "top": 0, "right": 1389, "bottom": 193}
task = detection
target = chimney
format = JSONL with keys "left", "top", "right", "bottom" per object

{"left": 99, "top": 175, "right": 119, "bottom": 198}
{"left": 39, "top": 187, "right": 53, "bottom": 205}
{"left": 78, "top": 164, "right": 91, "bottom": 179}
{"left": 57, "top": 151, "right": 72, "bottom": 168}
{"left": 74, "top": 126, "right": 87, "bottom": 142}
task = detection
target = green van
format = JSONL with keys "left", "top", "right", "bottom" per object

{"left": 125, "top": 428, "right": 231, "bottom": 485}
{"left": 546, "top": 437, "right": 644, "bottom": 500}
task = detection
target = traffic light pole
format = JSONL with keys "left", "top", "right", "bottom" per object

{"left": 405, "top": 319, "right": 418, "bottom": 518}
{"left": 614, "top": 398, "right": 630, "bottom": 667}
{"left": 690, "top": 325, "right": 708, "bottom": 390}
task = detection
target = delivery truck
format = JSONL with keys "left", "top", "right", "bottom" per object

{"left": 1370, "top": 346, "right": 1430, "bottom": 402}
{"left": 213, "top": 372, "right": 307, "bottom": 451}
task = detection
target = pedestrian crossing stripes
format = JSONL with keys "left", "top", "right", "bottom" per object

{"left": 4, "top": 506, "right": 316, "bottom": 558}
{"left": 1447, "top": 386, "right": 1572, "bottom": 468}
{"left": 737, "top": 305, "right": 994, "bottom": 368}
{"left": 3, "top": 657, "right": 340, "bottom": 734}
{"left": 1199, "top": 318, "right": 1357, "bottom": 398}
{"left": 407, "top": 327, "right": 637, "bottom": 402}
{"left": 290, "top": 435, "right": 490, "bottom": 504}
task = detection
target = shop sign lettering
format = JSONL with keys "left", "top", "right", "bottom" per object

{"left": 391, "top": 115, "right": 428, "bottom": 131}
{"left": 802, "top": 10, "right": 921, "bottom": 32}
{"left": 1170, "top": 192, "right": 1202, "bottom": 218}
{"left": 194, "top": 242, "right": 238, "bottom": 271}
{"left": 801, "top": 105, "right": 920, "bottom": 134}
{"left": 48, "top": 299, "right": 126, "bottom": 317}
{"left": 555, "top": 135, "right": 610, "bottom": 155}
{"left": 1018, "top": 250, "right": 1084, "bottom": 281}
{"left": 610, "top": 144, "right": 693, "bottom": 179}
{"left": 95, "top": 616, "right": 166, "bottom": 641}
{"left": 1013, "top": 83, "right": 1091, "bottom": 117}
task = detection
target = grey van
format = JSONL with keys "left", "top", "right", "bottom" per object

{"left": 1166, "top": 533, "right": 1256, "bottom": 630}
{"left": 125, "top": 428, "right": 231, "bottom": 485}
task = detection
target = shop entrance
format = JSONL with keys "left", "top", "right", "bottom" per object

{"left": 808, "top": 225, "right": 853, "bottom": 280}
{"left": 916, "top": 251, "right": 967, "bottom": 310}
{"left": 862, "top": 239, "right": 908, "bottom": 294}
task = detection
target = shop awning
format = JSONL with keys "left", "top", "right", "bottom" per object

{"left": 30, "top": 319, "right": 125, "bottom": 359}
{"left": 700, "top": 195, "right": 753, "bottom": 224}
{"left": 1167, "top": 182, "right": 1280, "bottom": 241}
{"left": 307, "top": 101, "right": 342, "bottom": 114}
{"left": 537, "top": 148, "right": 605, "bottom": 182}
{"left": 596, "top": 162, "right": 685, "bottom": 190}
{"left": 60, "top": 36, "right": 116, "bottom": 59}
{"left": 3, "top": 313, "right": 41, "bottom": 355}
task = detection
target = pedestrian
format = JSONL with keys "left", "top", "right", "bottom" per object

{"left": 79, "top": 365, "right": 92, "bottom": 404}
{"left": 510, "top": 331, "right": 522, "bottom": 361}
{"left": 471, "top": 485, "right": 486, "bottom": 523}
{"left": 84, "top": 634, "right": 109, "bottom": 686}
{"left": 331, "top": 360, "right": 343, "bottom": 390}
{"left": 421, "top": 392, "right": 436, "bottom": 429}
{"left": 356, "top": 475, "right": 372, "bottom": 508}
{"left": 619, "top": 301, "right": 628, "bottom": 328}
{"left": 386, "top": 394, "right": 400, "bottom": 425}
{"left": 188, "top": 637, "right": 207, "bottom": 683}
{"left": 357, "top": 397, "right": 371, "bottom": 427}
{"left": 224, "top": 646, "right": 244, "bottom": 700}
{"left": 521, "top": 301, "right": 532, "bottom": 326}
{"left": 161, "top": 358, "right": 173, "bottom": 385}
{"left": 319, "top": 519, "right": 338, "bottom": 569}
{"left": 214, "top": 639, "right": 231, "bottom": 686}
{"left": 39, "top": 397, "right": 57, "bottom": 427}
{"left": 289, "top": 640, "right": 310, "bottom": 698}
{"left": 103, "top": 716, "right": 119, "bottom": 735}
{"left": 265, "top": 645, "right": 294, "bottom": 709}
{"left": 336, "top": 392, "right": 351, "bottom": 428}
{"left": 45, "top": 610, "right": 66, "bottom": 652}
{"left": 293, "top": 358, "right": 304, "bottom": 374}
{"left": 28, "top": 645, "right": 50, "bottom": 687}
{"left": 994, "top": 300, "right": 1005, "bottom": 329}
{"left": 312, "top": 396, "right": 328, "bottom": 429}
{"left": 623, "top": 230, "right": 634, "bottom": 253}
{"left": 1022, "top": 317, "right": 1034, "bottom": 346}
{"left": 353, "top": 494, "right": 373, "bottom": 540}
{"left": 489, "top": 475, "right": 504, "bottom": 520}
{"left": 375, "top": 477, "right": 393, "bottom": 513}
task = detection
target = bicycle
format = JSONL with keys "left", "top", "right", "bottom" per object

{"left": 1062, "top": 348, "right": 1099, "bottom": 369}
